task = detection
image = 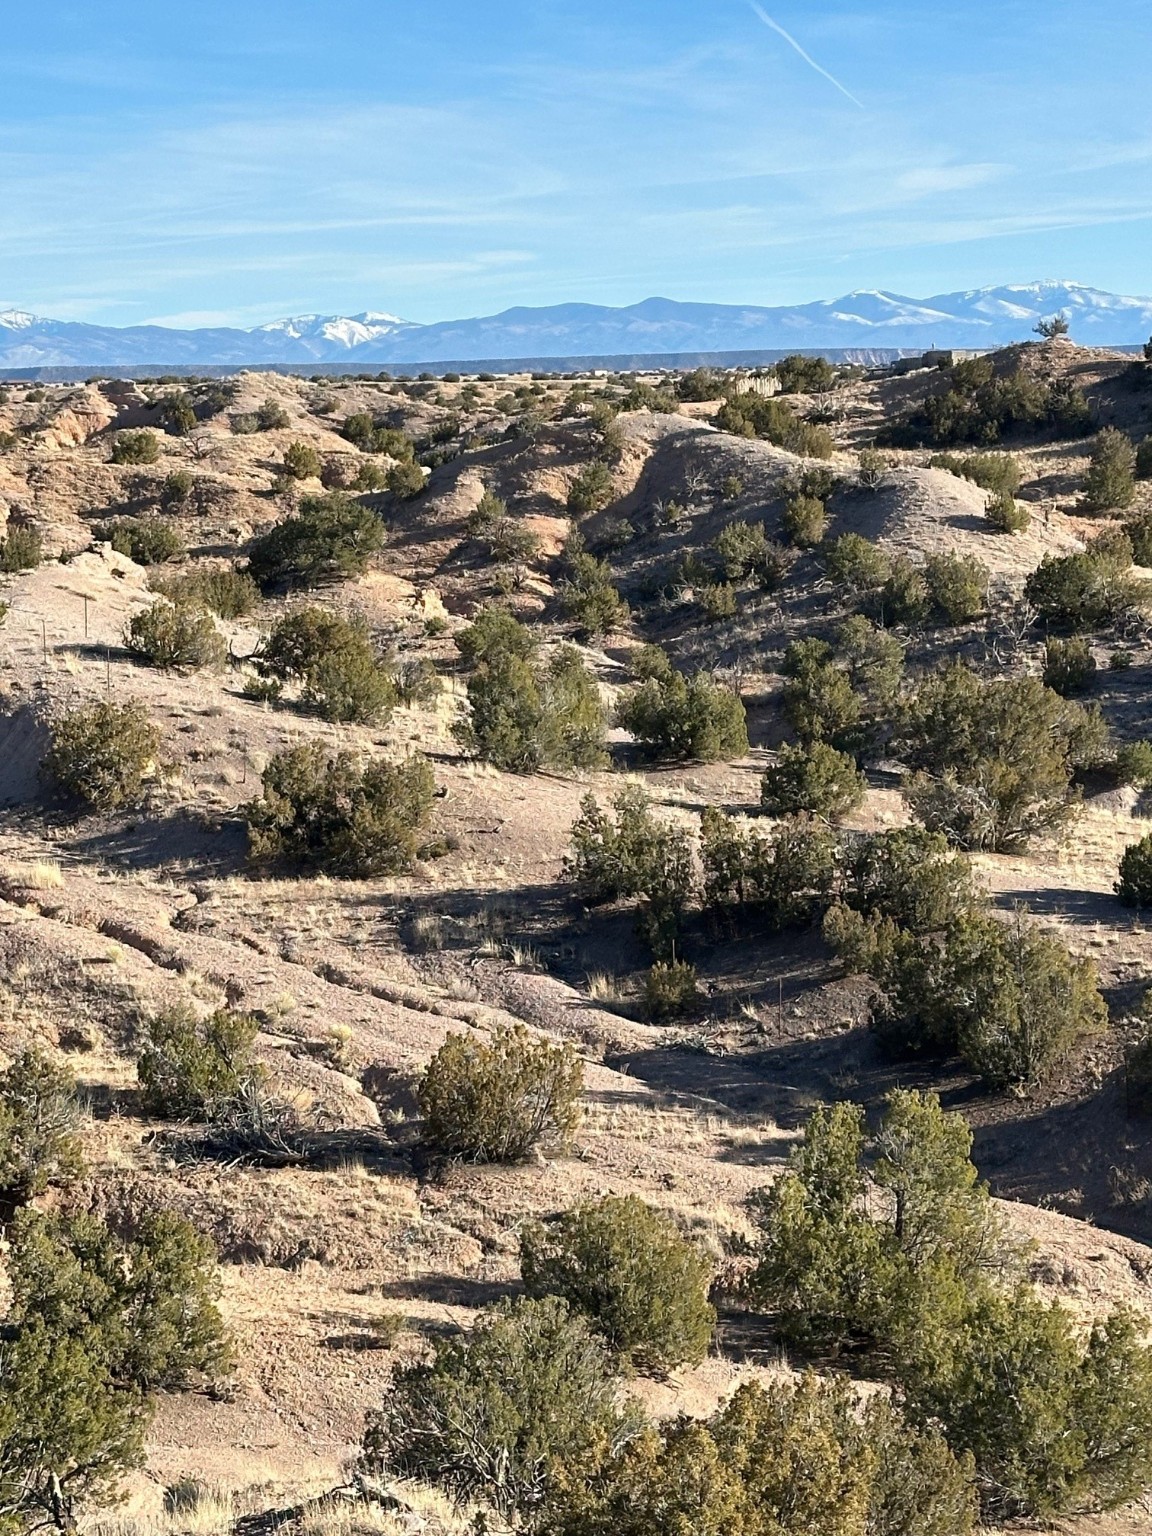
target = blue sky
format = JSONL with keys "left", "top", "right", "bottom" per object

{"left": 2, "top": 0, "right": 1150, "bottom": 327}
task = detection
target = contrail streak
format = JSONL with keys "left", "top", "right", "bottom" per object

{"left": 747, "top": 2, "right": 865, "bottom": 110}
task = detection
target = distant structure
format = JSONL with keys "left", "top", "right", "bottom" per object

{"left": 890, "top": 348, "right": 991, "bottom": 375}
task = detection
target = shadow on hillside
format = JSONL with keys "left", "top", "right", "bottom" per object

{"left": 380, "top": 1274, "right": 522, "bottom": 1308}
{"left": 993, "top": 884, "right": 1117, "bottom": 924}
{"left": 68, "top": 809, "right": 248, "bottom": 876}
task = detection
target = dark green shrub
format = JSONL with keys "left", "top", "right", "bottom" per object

{"left": 557, "top": 1376, "right": 975, "bottom": 1536}
{"left": 1044, "top": 636, "right": 1096, "bottom": 695}
{"left": 676, "top": 368, "right": 726, "bottom": 401}
{"left": 456, "top": 644, "right": 607, "bottom": 773}
{"left": 560, "top": 548, "right": 629, "bottom": 637}
{"left": 1082, "top": 427, "right": 1136, "bottom": 511}
{"left": 565, "top": 786, "right": 692, "bottom": 956}
{"left": 0, "top": 525, "right": 43, "bottom": 571}
{"left": 840, "top": 826, "right": 978, "bottom": 934}
{"left": 568, "top": 460, "right": 615, "bottom": 513}
{"left": 1116, "top": 831, "right": 1152, "bottom": 906}
{"left": 282, "top": 440, "right": 321, "bottom": 480}
{"left": 0, "top": 1312, "right": 146, "bottom": 1531}
{"left": 869, "top": 556, "right": 930, "bottom": 628}
{"left": 1127, "top": 513, "right": 1152, "bottom": 564}
{"left": 9, "top": 1205, "right": 231, "bottom": 1391}
{"left": 1115, "top": 739, "right": 1152, "bottom": 787}
{"left": 0, "top": 1050, "right": 83, "bottom": 1213}
{"left": 836, "top": 615, "right": 905, "bottom": 702}
{"left": 827, "top": 892, "right": 1106, "bottom": 1088}
{"left": 901, "top": 662, "right": 1101, "bottom": 851}
{"left": 137, "top": 1004, "right": 260, "bottom": 1120}
{"left": 642, "top": 959, "right": 701, "bottom": 1022}
{"left": 386, "top": 460, "right": 426, "bottom": 499}
{"left": 781, "top": 494, "right": 826, "bottom": 548}
{"left": 701, "top": 808, "right": 837, "bottom": 934}
{"left": 247, "top": 492, "right": 386, "bottom": 590}
{"left": 455, "top": 604, "right": 535, "bottom": 666}
{"left": 1024, "top": 534, "right": 1142, "bottom": 630}
{"left": 540, "top": 646, "right": 609, "bottom": 769}
{"left": 924, "top": 552, "right": 988, "bottom": 624}
{"left": 857, "top": 447, "right": 887, "bottom": 488}
{"left": 111, "top": 430, "right": 160, "bottom": 465}
{"left": 955, "top": 909, "right": 1107, "bottom": 1090}
{"left": 256, "top": 606, "right": 395, "bottom": 724}
{"left": 352, "top": 459, "right": 388, "bottom": 492}
{"left": 42, "top": 701, "right": 160, "bottom": 810}
{"left": 780, "top": 639, "right": 864, "bottom": 748}
{"left": 743, "top": 1093, "right": 1152, "bottom": 1523}
{"left": 457, "top": 652, "right": 546, "bottom": 772}
{"left": 904, "top": 1290, "right": 1152, "bottom": 1522}
{"left": 712, "top": 519, "right": 771, "bottom": 582}
{"left": 0, "top": 1204, "right": 230, "bottom": 1531}
{"left": 359, "top": 1296, "right": 630, "bottom": 1521}
{"left": 748, "top": 1093, "right": 1004, "bottom": 1350}
{"left": 699, "top": 582, "right": 737, "bottom": 620}
{"left": 161, "top": 469, "right": 194, "bottom": 506}
{"left": 616, "top": 647, "right": 747, "bottom": 762}
{"left": 256, "top": 398, "right": 289, "bottom": 431}
{"left": 719, "top": 472, "right": 745, "bottom": 499}
{"left": 419, "top": 1024, "right": 583, "bottom": 1162}
{"left": 776, "top": 353, "right": 837, "bottom": 394}
{"left": 152, "top": 566, "right": 259, "bottom": 619}
{"left": 521, "top": 1195, "right": 714, "bottom": 1372}
{"left": 821, "top": 531, "right": 891, "bottom": 594}
{"left": 125, "top": 599, "right": 226, "bottom": 670}
{"left": 928, "top": 451, "right": 1020, "bottom": 495}
{"left": 1034, "top": 313, "right": 1070, "bottom": 339}
{"left": 985, "top": 489, "right": 1030, "bottom": 532}
{"left": 790, "top": 466, "right": 839, "bottom": 501}
{"left": 107, "top": 517, "right": 185, "bottom": 565}
{"left": 157, "top": 391, "right": 196, "bottom": 435}
{"left": 467, "top": 492, "right": 539, "bottom": 564}
{"left": 244, "top": 745, "right": 436, "bottom": 876}
{"left": 884, "top": 361, "right": 1091, "bottom": 448}
{"left": 716, "top": 393, "right": 836, "bottom": 457}
{"left": 1136, "top": 436, "right": 1152, "bottom": 479}
{"left": 761, "top": 741, "right": 865, "bottom": 820}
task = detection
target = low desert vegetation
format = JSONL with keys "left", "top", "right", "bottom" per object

{"left": 254, "top": 606, "right": 397, "bottom": 723}
{"left": 125, "top": 598, "right": 227, "bottom": 670}
{"left": 8, "top": 350, "right": 1152, "bottom": 1536}
{"left": 0, "top": 525, "right": 43, "bottom": 571}
{"left": 247, "top": 491, "right": 386, "bottom": 589}
{"left": 418, "top": 1024, "right": 584, "bottom": 1162}
{"left": 0, "top": 1204, "right": 230, "bottom": 1532}
{"left": 454, "top": 608, "right": 607, "bottom": 772}
{"left": 137, "top": 1004, "right": 261, "bottom": 1121}
{"left": 0, "top": 1049, "right": 83, "bottom": 1215}
{"left": 520, "top": 1193, "right": 714, "bottom": 1371}
{"left": 42, "top": 700, "right": 161, "bottom": 809}
{"left": 760, "top": 740, "right": 866, "bottom": 820}
{"left": 151, "top": 564, "right": 259, "bottom": 618}
{"left": 107, "top": 515, "right": 186, "bottom": 564}
{"left": 244, "top": 744, "right": 437, "bottom": 876}
{"left": 616, "top": 645, "right": 747, "bottom": 762}
{"left": 110, "top": 428, "right": 160, "bottom": 464}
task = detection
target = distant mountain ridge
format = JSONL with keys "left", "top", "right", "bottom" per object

{"left": 2, "top": 280, "right": 1150, "bottom": 368}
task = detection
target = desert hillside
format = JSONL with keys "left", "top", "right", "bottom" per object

{"left": 4, "top": 342, "right": 1152, "bottom": 1536}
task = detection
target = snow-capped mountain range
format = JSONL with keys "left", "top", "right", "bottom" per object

{"left": 1, "top": 281, "right": 1150, "bottom": 369}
